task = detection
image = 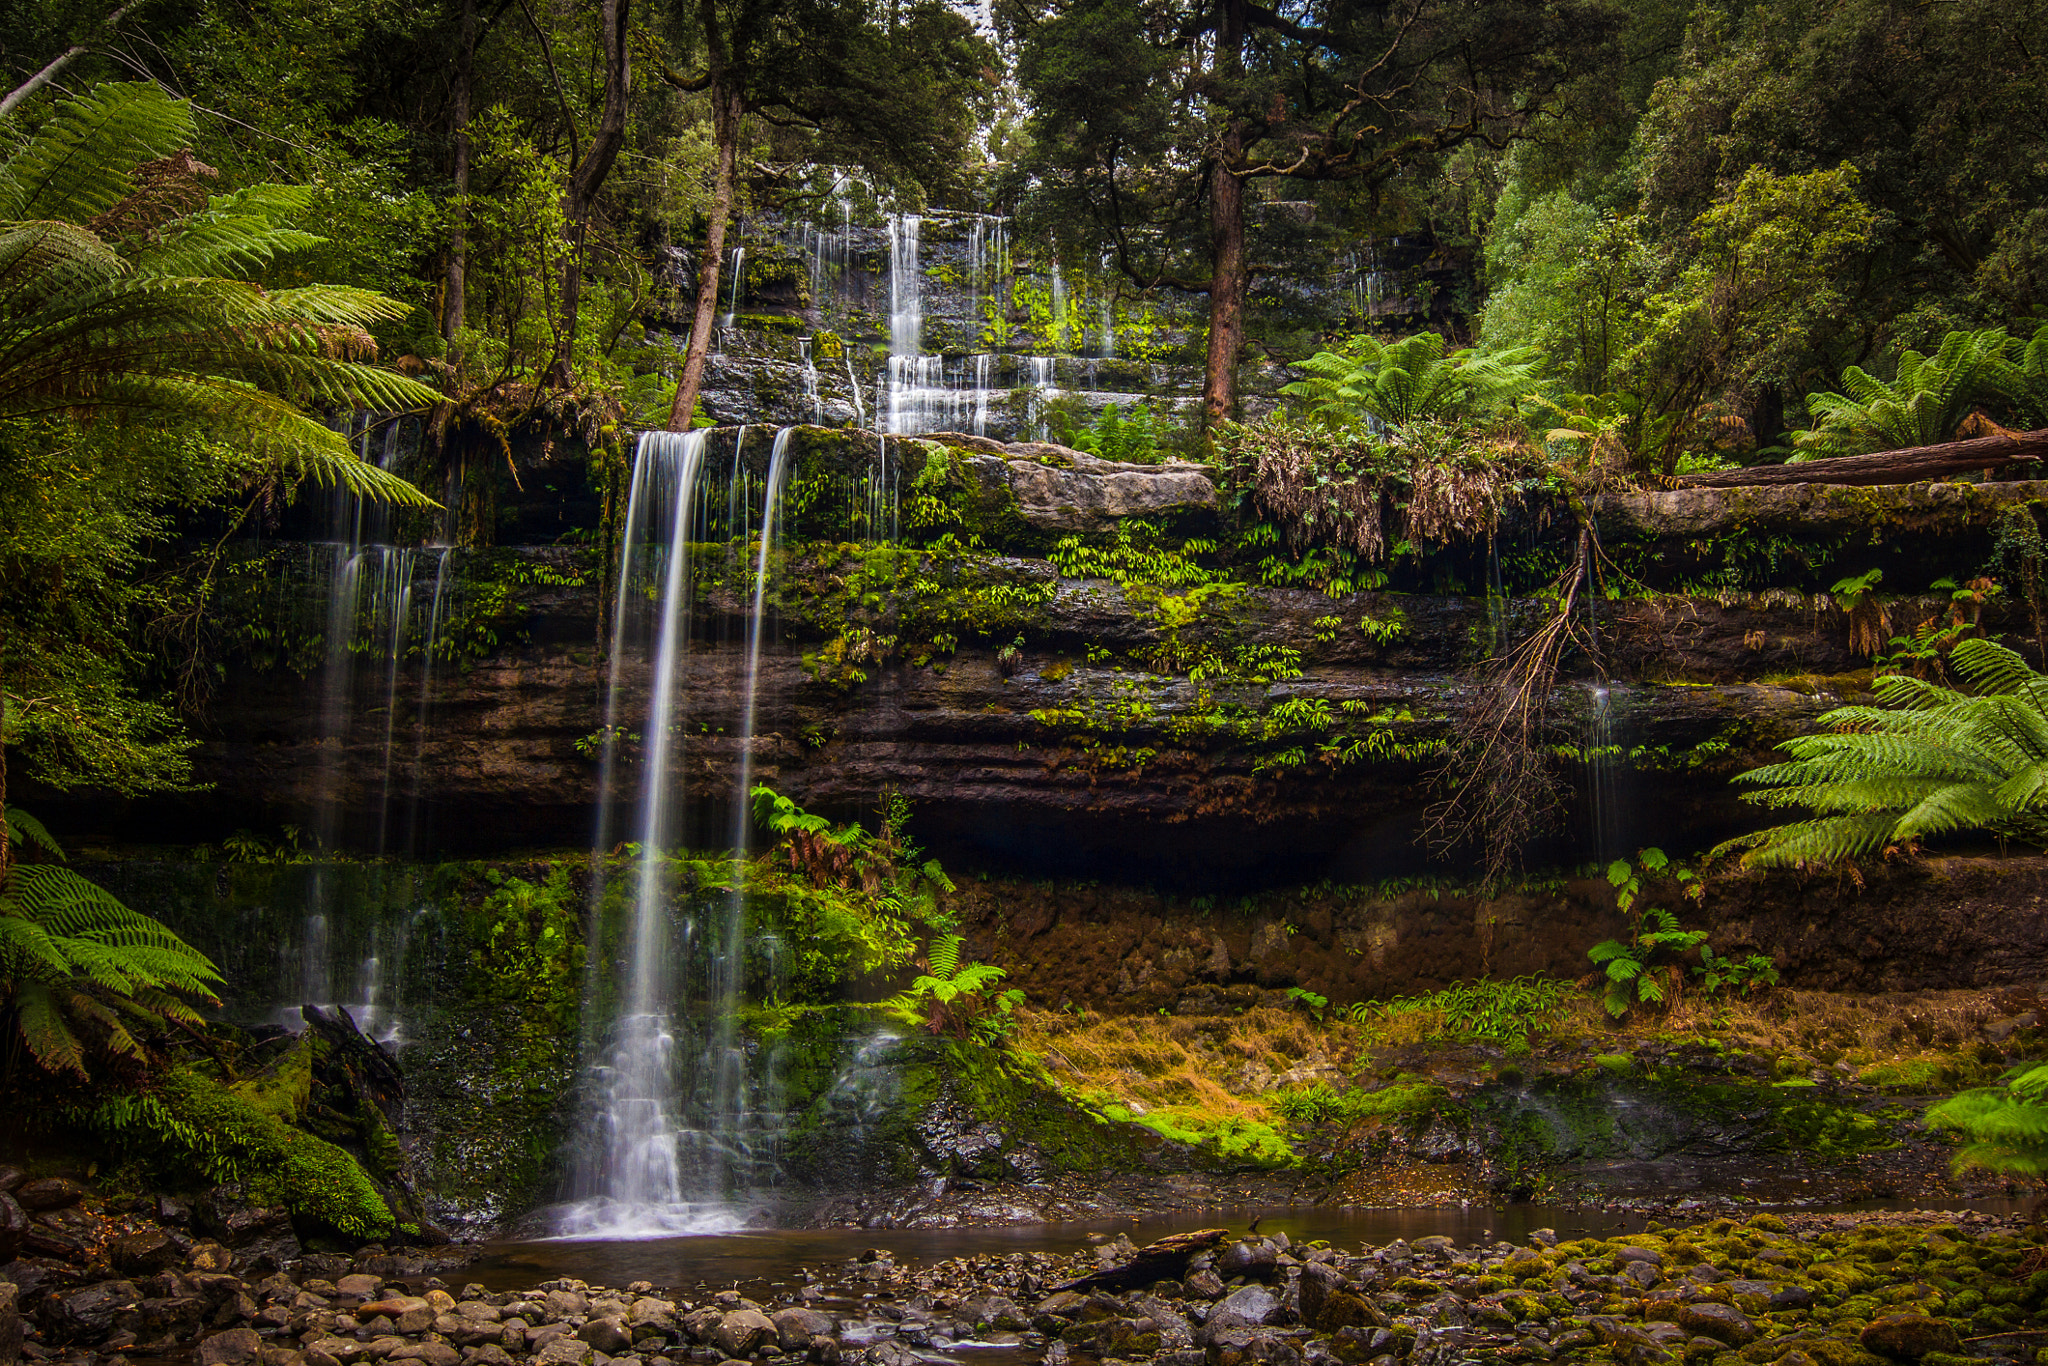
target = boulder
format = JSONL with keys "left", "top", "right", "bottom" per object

{"left": 14, "top": 1179, "right": 84, "bottom": 1212}
{"left": 534, "top": 1340, "right": 593, "bottom": 1366}
{"left": 41, "top": 1279, "right": 141, "bottom": 1343}
{"left": 711, "top": 1308, "right": 776, "bottom": 1357}
{"left": 1202, "top": 1286, "right": 1281, "bottom": 1342}
{"left": 1676, "top": 1302, "right": 1756, "bottom": 1345}
{"left": 544, "top": 1289, "right": 589, "bottom": 1321}
{"left": 994, "top": 448, "right": 1218, "bottom": 536}
{"left": 0, "top": 1196, "right": 26, "bottom": 1261}
{"left": 1859, "top": 1314, "right": 1962, "bottom": 1359}
{"left": 1215, "top": 1240, "right": 1278, "bottom": 1282}
{"left": 771, "top": 1308, "right": 836, "bottom": 1353}
{"left": 197, "top": 1327, "right": 267, "bottom": 1366}
{"left": 111, "top": 1229, "right": 186, "bottom": 1277}
{"left": 577, "top": 1318, "right": 634, "bottom": 1354}
{"left": 0, "top": 1282, "right": 22, "bottom": 1366}
{"left": 337, "top": 1275, "right": 384, "bottom": 1300}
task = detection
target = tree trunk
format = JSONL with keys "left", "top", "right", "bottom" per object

{"left": 1670, "top": 428, "right": 2048, "bottom": 487}
{"left": 666, "top": 82, "right": 743, "bottom": 432}
{"left": 1199, "top": 0, "right": 1249, "bottom": 434}
{"left": 1202, "top": 137, "right": 1247, "bottom": 433}
{"left": 443, "top": 0, "right": 475, "bottom": 350}
{"left": 1052, "top": 1230, "right": 1230, "bottom": 1293}
{"left": 550, "top": 0, "right": 631, "bottom": 387}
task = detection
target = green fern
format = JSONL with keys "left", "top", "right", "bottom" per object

{"left": 0, "top": 808, "right": 222, "bottom": 1078}
{"left": 0, "top": 82, "right": 438, "bottom": 506}
{"left": 1793, "top": 328, "right": 2012, "bottom": 459}
{"left": 1987, "top": 324, "right": 2048, "bottom": 429}
{"left": 1720, "top": 638, "right": 2048, "bottom": 865}
{"left": 1926, "top": 1063, "right": 2048, "bottom": 1181}
{"left": 1282, "top": 332, "right": 1543, "bottom": 432}
{"left": 885, "top": 933, "right": 1027, "bottom": 1045}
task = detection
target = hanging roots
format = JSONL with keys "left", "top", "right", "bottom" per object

{"left": 1424, "top": 527, "right": 1601, "bottom": 886}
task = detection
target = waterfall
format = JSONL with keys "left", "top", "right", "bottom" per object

{"left": 559, "top": 426, "right": 805, "bottom": 1239}
{"left": 1583, "top": 684, "right": 1628, "bottom": 866}
{"left": 1099, "top": 252, "right": 1116, "bottom": 358}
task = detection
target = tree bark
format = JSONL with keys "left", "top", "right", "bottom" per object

{"left": 666, "top": 82, "right": 743, "bottom": 432}
{"left": 442, "top": 0, "right": 475, "bottom": 351}
{"left": 1200, "top": 0, "right": 1249, "bottom": 434}
{"left": 1670, "top": 429, "right": 2048, "bottom": 487}
{"left": 550, "top": 0, "right": 631, "bottom": 387}
{"left": 1202, "top": 137, "right": 1247, "bottom": 433}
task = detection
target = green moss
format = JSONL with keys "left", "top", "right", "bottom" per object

{"left": 158, "top": 1067, "right": 395, "bottom": 1241}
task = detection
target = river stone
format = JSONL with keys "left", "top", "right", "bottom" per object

{"left": 0, "top": 1196, "right": 25, "bottom": 1260}
{"left": 397, "top": 1306, "right": 436, "bottom": 1334}
{"left": 535, "top": 1340, "right": 594, "bottom": 1366}
{"left": 1622, "top": 1259, "right": 1660, "bottom": 1289}
{"left": 42, "top": 1279, "right": 140, "bottom": 1342}
{"left": 711, "top": 1308, "right": 776, "bottom": 1357}
{"left": 198, "top": 1327, "right": 266, "bottom": 1366}
{"left": 190, "top": 1241, "right": 235, "bottom": 1272}
{"left": 579, "top": 1318, "right": 633, "bottom": 1353}
{"left": 772, "top": 1308, "right": 836, "bottom": 1352}
{"left": 388, "top": 1344, "right": 461, "bottom": 1366}
{"left": 1676, "top": 1302, "right": 1756, "bottom": 1345}
{"left": 1128, "top": 1295, "right": 1193, "bottom": 1349}
{"left": 807, "top": 1335, "right": 840, "bottom": 1366}
{"left": 462, "top": 1347, "right": 515, "bottom": 1366}
{"left": 1185, "top": 1269, "right": 1226, "bottom": 1299}
{"left": 1859, "top": 1313, "right": 1961, "bottom": 1359}
{"left": 15, "top": 1178, "right": 84, "bottom": 1212}
{"left": 1203, "top": 1285, "right": 1281, "bottom": 1339}
{"left": 1216, "top": 1240, "right": 1278, "bottom": 1281}
{"left": 546, "top": 1290, "right": 590, "bottom": 1321}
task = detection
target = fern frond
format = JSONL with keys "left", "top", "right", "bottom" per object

{"left": 0, "top": 82, "right": 194, "bottom": 222}
{"left": 11, "top": 981, "right": 89, "bottom": 1079}
{"left": 926, "top": 933, "right": 964, "bottom": 981}
{"left": 4, "top": 807, "right": 65, "bottom": 860}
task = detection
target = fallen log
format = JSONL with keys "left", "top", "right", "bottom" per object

{"left": 1671, "top": 428, "right": 2048, "bottom": 487}
{"left": 1051, "top": 1228, "right": 1231, "bottom": 1293}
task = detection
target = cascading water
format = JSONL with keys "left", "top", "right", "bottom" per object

{"left": 1583, "top": 683, "right": 1628, "bottom": 866}
{"left": 560, "top": 426, "right": 817, "bottom": 1238}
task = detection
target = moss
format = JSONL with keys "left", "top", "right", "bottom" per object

{"left": 158, "top": 1067, "right": 395, "bottom": 1242}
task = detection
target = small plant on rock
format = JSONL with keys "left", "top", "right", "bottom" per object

{"left": 886, "top": 933, "right": 1025, "bottom": 1046}
{"left": 1586, "top": 848, "right": 1708, "bottom": 1017}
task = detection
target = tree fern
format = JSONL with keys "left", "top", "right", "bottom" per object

{"left": 1986, "top": 325, "right": 2048, "bottom": 429}
{"left": 0, "top": 808, "right": 222, "bottom": 1078}
{"left": 1719, "top": 638, "right": 2048, "bottom": 865}
{"left": 1793, "top": 328, "right": 2012, "bottom": 459}
{"left": 0, "top": 82, "right": 195, "bottom": 223}
{"left": 0, "top": 82, "right": 439, "bottom": 507}
{"left": 1282, "top": 332, "right": 1543, "bottom": 432}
